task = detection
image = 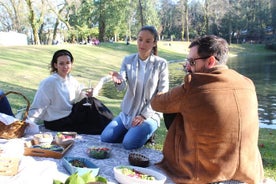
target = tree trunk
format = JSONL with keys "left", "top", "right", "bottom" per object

{"left": 138, "top": 0, "right": 144, "bottom": 27}
{"left": 272, "top": 0, "right": 276, "bottom": 35}
{"left": 185, "top": 0, "right": 189, "bottom": 42}
{"left": 204, "top": 0, "right": 209, "bottom": 34}
{"left": 53, "top": 18, "right": 59, "bottom": 44}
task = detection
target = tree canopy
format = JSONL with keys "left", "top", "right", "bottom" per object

{"left": 0, "top": 0, "right": 274, "bottom": 45}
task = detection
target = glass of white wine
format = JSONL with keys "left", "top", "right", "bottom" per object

{"left": 82, "top": 80, "right": 93, "bottom": 106}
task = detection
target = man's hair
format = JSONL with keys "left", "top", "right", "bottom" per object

{"left": 189, "top": 35, "right": 229, "bottom": 64}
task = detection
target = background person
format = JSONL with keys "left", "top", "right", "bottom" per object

{"left": 0, "top": 90, "right": 14, "bottom": 116}
{"left": 100, "top": 25, "right": 169, "bottom": 150}
{"left": 151, "top": 35, "right": 264, "bottom": 183}
{"left": 28, "top": 49, "right": 113, "bottom": 134}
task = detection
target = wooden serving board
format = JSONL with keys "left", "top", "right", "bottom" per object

{"left": 24, "top": 141, "right": 73, "bottom": 159}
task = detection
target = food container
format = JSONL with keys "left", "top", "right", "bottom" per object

{"left": 63, "top": 156, "right": 99, "bottom": 176}
{"left": 33, "top": 132, "right": 53, "bottom": 145}
{"left": 87, "top": 146, "right": 111, "bottom": 159}
{"left": 114, "top": 165, "right": 166, "bottom": 184}
{"left": 128, "top": 152, "right": 150, "bottom": 167}
{"left": 24, "top": 141, "right": 73, "bottom": 159}
{"left": 55, "top": 132, "right": 77, "bottom": 146}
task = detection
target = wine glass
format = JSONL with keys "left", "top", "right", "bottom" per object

{"left": 82, "top": 80, "right": 93, "bottom": 106}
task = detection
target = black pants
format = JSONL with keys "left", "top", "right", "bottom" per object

{"left": 44, "top": 97, "right": 113, "bottom": 134}
{"left": 163, "top": 113, "right": 177, "bottom": 130}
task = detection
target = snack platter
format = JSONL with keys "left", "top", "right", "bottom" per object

{"left": 24, "top": 141, "right": 73, "bottom": 159}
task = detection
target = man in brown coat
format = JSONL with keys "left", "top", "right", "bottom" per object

{"left": 151, "top": 35, "right": 264, "bottom": 183}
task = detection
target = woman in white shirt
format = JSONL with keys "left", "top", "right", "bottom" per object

{"left": 28, "top": 49, "right": 113, "bottom": 134}
{"left": 100, "top": 26, "right": 169, "bottom": 149}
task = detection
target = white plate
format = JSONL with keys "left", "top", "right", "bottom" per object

{"left": 113, "top": 165, "right": 166, "bottom": 184}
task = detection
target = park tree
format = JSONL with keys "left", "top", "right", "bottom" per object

{"left": 220, "top": 0, "right": 242, "bottom": 44}
{"left": 272, "top": 0, "right": 276, "bottom": 35}
{"left": 177, "top": 0, "right": 189, "bottom": 41}
{"left": 184, "top": 0, "right": 189, "bottom": 41}
{"left": 203, "top": 0, "right": 209, "bottom": 34}
{"left": 124, "top": 0, "right": 162, "bottom": 37}
{"left": 0, "top": 0, "right": 275, "bottom": 45}
{"left": 159, "top": 0, "right": 178, "bottom": 40}
{"left": 67, "top": 0, "right": 95, "bottom": 43}
{"left": 138, "top": 0, "right": 144, "bottom": 27}
{"left": 47, "top": 0, "right": 80, "bottom": 44}
{"left": 101, "top": 0, "right": 129, "bottom": 42}
{"left": 25, "top": 0, "right": 46, "bottom": 45}
{"left": 0, "top": 0, "right": 28, "bottom": 33}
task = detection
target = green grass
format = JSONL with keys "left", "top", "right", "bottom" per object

{"left": 0, "top": 41, "right": 275, "bottom": 180}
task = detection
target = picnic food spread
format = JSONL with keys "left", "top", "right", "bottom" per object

{"left": 69, "top": 159, "right": 87, "bottom": 168}
{"left": 55, "top": 132, "right": 77, "bottom": 146}
{"left": 113, "top": 165, "right": 167, "bottom": 184}
{"left": 87, "top": 147, "right": 111, "bottom": 159}
{"left": 0, "top": 129, "right": 171, "bottom": 184}
{"left": 33, "top": 132, "right": 53, "bottom": 144}
{"left": 119, "top": 166, "right": 155, "bottom": 180}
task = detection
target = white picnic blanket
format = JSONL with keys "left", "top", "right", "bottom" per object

{"left": 0, "top": 126, "right": 173, "bottom": 184}
{"left": 0, "top": 126, "right": 275, "bottom": 184}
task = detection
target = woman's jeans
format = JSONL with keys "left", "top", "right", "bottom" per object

{"left": 0, "top": 90, "right": 14, "bottom": 116}
{"left": 100, "top": 115, "right": 158, "bottom": 150}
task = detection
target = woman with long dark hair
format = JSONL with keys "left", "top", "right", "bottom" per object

{"left": 101, "top": 26, "right": 169, "bottom": 149}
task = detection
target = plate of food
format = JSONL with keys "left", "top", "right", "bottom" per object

{"left": 87, "top": 146, "right": 111, "bottom": 159}
{"left": 55, "top": 132, "right": 77, "bottom": 146}
{"left": 63, "top": 156, "right": 99, "bottom": 176}
{"left": 33, "top": 132, "right": 53, "bottom": 145}
{"left": 113, "top": 165, "right": 166, "bottom": 184}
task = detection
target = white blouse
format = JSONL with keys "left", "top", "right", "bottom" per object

{"left": 28, "top": 73, "right": 84, "bottom": 123}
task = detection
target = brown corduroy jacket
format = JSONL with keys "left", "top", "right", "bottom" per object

{"left": 151, "top": 65, "right": 264, "bottom": 184}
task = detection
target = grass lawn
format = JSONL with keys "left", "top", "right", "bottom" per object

{"left": 0, "top": 41, "right": 275, "bottom": 180}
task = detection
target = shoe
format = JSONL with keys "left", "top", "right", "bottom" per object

{"left": 145, "top": 133, "right": 155, "bottom": 145}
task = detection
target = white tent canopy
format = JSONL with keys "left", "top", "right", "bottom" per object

{"left": 0, "top": 32, "right": 27, "bottom": 46}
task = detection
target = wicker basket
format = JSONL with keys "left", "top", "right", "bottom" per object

{"left": 128, "top": 152, "right": 150, "bottom": 167}
{"left": 0, "top": 157, "right": 20, "bottom": 176}
{"left": 0, "top": 91, "right": 30, "bottom": 139}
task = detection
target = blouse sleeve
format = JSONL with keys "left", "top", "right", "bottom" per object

{"left": 28, "top": 81, "right": 51, "bottom": 123}
{"left": 115, "top": 57, "right": 127, "bottom": 91}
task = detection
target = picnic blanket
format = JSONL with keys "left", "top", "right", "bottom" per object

{"left": 1, "top": 126, "right": 274, "bottom": 184}
{"left": 0, "top": 125, "right": 173, "bottom": 184}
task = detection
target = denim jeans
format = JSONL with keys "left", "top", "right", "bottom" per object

{"left": 100, "top": 115, "right": 158, "bottom": 150}
{"left": 0, "top": 90, "right": 14, "bottom": 116}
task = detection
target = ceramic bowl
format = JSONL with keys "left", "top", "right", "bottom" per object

{"left": 55, "top": 132, "right": 77, "bottom": 146}
{"left": 63, "top": 156, "right": 99, "bottom": 176}
{"left": 128, "top": 152, "right": 150, "bottom": 167}
{"left": 113, "top": 165, "right": 166, "bottom": 184}
{"left": 87, "top": 146, "right": 111, "bottom": 159}
{"left": 33, "top": 132, "right": 53, "bottom": 145}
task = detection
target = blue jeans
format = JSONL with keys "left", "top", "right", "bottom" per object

{"left": 100, "top": 115, "right": 158, "bottom": 150}
{"left": 0, "top": 90, "right": 14, "bottom": 116}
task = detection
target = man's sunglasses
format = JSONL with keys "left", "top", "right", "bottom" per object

{"left": 185, "top": 56, "right": 211, "bottom": 66}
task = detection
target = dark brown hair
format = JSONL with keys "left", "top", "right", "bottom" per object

{"left": 139, "top": 25, "right": 159, "bottom": 55}
{"left": 189, "top": 35, "right": 229, "bottom": 64}
{"left": 50, "top": 49, "right": 74, "bottom": 73}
